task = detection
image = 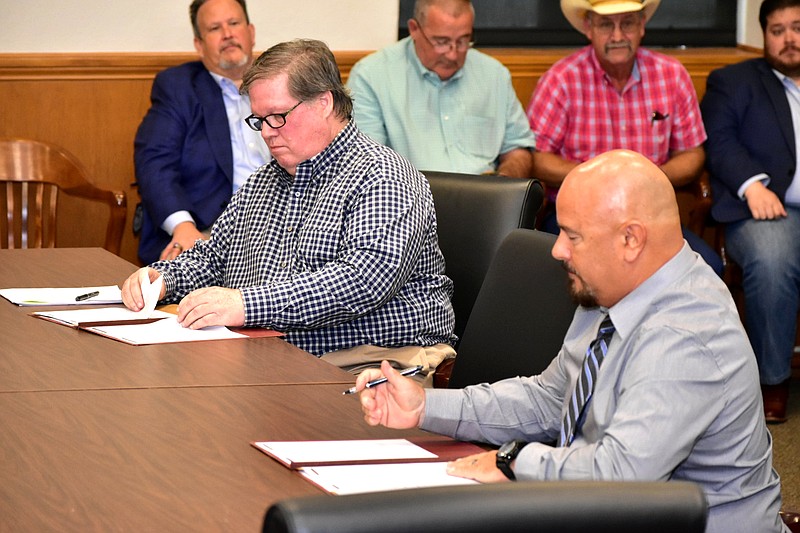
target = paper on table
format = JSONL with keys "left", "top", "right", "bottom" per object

{"left": 32, "top": 307, "right": 175, "bottom": 328}
{"left": 31, "top": 273, "right": 168, "bottom": 327}
{"left": 138, "top": 271, "right": 163, "bottom": 317}
{"left": 253, "top": 439, "right": 437, "bottom": 469}
{"left": 83, "top": 316, "right": 247, "bottom": 345}
{"left": 299, "top": 462, "right": 479, "bottom": 495}
{"left": 0, "top": 285, "right": 122, "bottom": 306}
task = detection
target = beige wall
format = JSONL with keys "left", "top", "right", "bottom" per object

{"left": 0, "top": 0, "right": 400, "bottom": 52}
{"left": 2, "top": 0, "right": 762, "bottom": 53}
{"left": 738, "top": 0, "right": 765, "bottom": 49}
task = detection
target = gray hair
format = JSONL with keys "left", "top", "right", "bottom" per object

{"left": 240, "top": 39, "right": 353, "bottom": 121}
{"left": 413, "top": 0, "right": 473, "bottom": 26}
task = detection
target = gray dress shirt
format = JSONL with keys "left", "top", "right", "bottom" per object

{"left": 422, "top": 244, "right": 786, "bottom": 533}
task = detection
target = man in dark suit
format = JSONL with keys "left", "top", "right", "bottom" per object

{"left": 701, "top": 0, "right": 800, "bottom": 423}
{"left": 134, "top": 0, "right": 270, "bottom": 264}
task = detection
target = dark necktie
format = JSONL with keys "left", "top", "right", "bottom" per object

{"left": 559, "top": 315, "right": 615, "bottom": 447}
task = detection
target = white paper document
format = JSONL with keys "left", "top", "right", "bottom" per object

{"left": 31, "top": 273, "right": 169, "bottom": 327}
{"left": 0, "top": 285, "right": 123, "bottom": 306}
{"left": 84, "top": 316, "right": 247, "bottom": 345}
{"left": 138, "top": 270, "right": 163, "bottom": 317}
{"left": 299, "top": 462, "right": 479, "bottom": 495}
{"left": 254, "top": 439, "right": 437, "bottom": 468}
{"left": 32, "top": 307, "right": 175, "bottom": 327}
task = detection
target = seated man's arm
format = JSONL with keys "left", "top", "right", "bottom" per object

{"left": 160, "top": 220, "right": 206, "bottom": 261}
{"left": 135, "top": 73, "right": 207, "bottom": 256}
{"left": 532, "top": 151, "right": 579, "bottom": 188}
{"left": 346, "top": 63, "right": 389, "bottom": 145}
{"left": 701, "top": 67, "right": 787, "bottom": 220}
{"left": 496, "top": 148, "right": 534, "bottom": 178}
{"left": 660, "top": 146, "right": 705, "bottom": 187}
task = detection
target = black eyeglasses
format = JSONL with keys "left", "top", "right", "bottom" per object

{"left": 244, "top": 101, "right": 303, "bottom": 131}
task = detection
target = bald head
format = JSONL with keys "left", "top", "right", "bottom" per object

{"left": 552, "top": 149, "right": 684, "bottom": 307}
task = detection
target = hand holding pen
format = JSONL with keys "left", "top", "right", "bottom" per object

{"left": 343, "top": 364, "right": 423, "bottom": 395}
{"left": 353, "top": 361, "right": 427, "bottom": 430}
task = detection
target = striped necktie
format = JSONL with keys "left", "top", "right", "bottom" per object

{"left": 559, "top": 315, "right": 615, "bottom": 447}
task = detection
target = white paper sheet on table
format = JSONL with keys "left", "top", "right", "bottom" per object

{"left": 32, "top": 273, "right": 167, "bottom": 326}
{"left": 83, "top": 316, "right": 247, "bottom": 345}
{"left": 253, "top": 439, "right": 437, "bottom": 469}
{"left": 0, "top": 285, "right": 123, "bottom": 306}
{"left": 299, "top": 462, "right": 479, "bottom": 495}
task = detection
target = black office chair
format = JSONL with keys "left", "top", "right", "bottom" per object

{"left": 445, "top": 228, "right": 576, "bottom": 389}
{"left": 262, "top": 480, "right": 708, "bottom": 533}
{"left": 423, "top": 171, "right": 543, "bottom": 344}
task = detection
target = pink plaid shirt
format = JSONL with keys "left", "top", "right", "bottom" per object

{"left": 527, "top": 46, "right": 706, "bottom": 172}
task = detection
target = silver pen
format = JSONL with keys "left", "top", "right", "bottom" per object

{"left": 342, "top": 365, "right": 424, "bottom": 395}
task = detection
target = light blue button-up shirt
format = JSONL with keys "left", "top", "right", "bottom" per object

{"left": 422, "top": 244, "right": 786, "bottom": 533}
{"left": 347, "top": 37, "right": 534, "bottom": 175}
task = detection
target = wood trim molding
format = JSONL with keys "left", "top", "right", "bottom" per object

{"left": 0, "top": 47, "right": 760, "bottom": 264}
{"left": 0, "top": 47, "right": 759, "bottom": 80}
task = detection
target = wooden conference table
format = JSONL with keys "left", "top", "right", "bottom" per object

{"left": 0, "top": 248, "right": 441, "bottom": 531}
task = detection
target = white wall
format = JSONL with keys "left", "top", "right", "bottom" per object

{"left": 1, "top": 0, "right": 762, "bottom": 53}
{"left": 0, "top": 0, "right": 400, "bottom": 52}
{"left": 738, "top": 0, "right": 764, "bottom": 49}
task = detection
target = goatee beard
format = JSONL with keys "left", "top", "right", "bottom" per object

{"left": 766, "top": 52, "right": 800, "bottom": 79}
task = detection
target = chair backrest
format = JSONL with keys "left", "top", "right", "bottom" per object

{"left": 447, "top": 228, "right": 576, "bottom": 389}
{"left": 0, "top": 138, "right": 126, "bottom": 254}
{"left": 423, "top": 171, "right": 543, "bottom": 342}
{"left": 262, "top": 480, "right": 708, "bottom": 533}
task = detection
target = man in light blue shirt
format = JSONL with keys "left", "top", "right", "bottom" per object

{"left": 346, "top": 0, "right": 535, "bottom": 178}
{"left": 356, "top": 150, "right": 788, "bottom": 533}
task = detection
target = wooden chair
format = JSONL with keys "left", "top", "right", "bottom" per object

{"left": 0, "top": 138, "right": 126, "bottom": 254}
{"left": 676, "top": 170, "right": 713, "bottom": 238}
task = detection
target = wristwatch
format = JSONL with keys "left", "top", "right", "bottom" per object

{"left": 496, "top": 440, "right": 527, "bottom": 481}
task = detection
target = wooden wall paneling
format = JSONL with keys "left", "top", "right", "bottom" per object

{"left": 0, "top": 48, "right": 759, "bottom": 265}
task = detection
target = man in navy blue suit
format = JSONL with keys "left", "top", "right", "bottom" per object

{"left": 701, "top": 0, "right": 800, "bottom": 423}
{"left": 134, "top": 0, "right": 270, "bottom": 264}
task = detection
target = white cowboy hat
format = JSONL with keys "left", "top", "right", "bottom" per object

{"left": 561, "top": 0, "right": 661, "bottom": 33}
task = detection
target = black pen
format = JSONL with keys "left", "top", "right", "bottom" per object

{"left": 651, "top": 111, "right": 669, "bottom": 124}
{"left": 75, "top": 290, "right": 100, "bottom": 302}
{"left": 342, "top": 365, "right": 424, "bottom": 395}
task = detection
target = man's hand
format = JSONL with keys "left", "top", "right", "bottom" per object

{"left": 744, "top": 181, "right": 787, "bottom": 220}
{"left": 177, "top": 287, "right": 245, "bottom": 329}
{"left": 358, "top": 360, "right": 426, "bottom": 429}
{"left": 446, "top": 451, "right": 510, "bottom": 483}
{"left": 121, "top": 267, "right": 165, "bottom": 311}
{"left": 159, "top": 221, "right": 206, "bottom": 260}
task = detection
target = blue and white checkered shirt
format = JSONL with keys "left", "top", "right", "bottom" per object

{"left": 152, "top": 121, "right": 456, "bottom": 356}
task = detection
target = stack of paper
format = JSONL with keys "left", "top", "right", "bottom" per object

{"left": 252, "top": 438, "right": 485, "bottom": 495}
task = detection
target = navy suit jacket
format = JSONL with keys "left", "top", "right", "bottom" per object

{"left": 701, "top": 58, "right": 797, "bottom": 224}
{"left": 134, "top": 61, "right": 234, "bottom": 264}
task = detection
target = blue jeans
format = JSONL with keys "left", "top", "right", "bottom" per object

{"left": 541, "top": 209, "right": 724, "bottom": 276}
{"left": 725, "top": 206, "right": 800, "bottom": 384}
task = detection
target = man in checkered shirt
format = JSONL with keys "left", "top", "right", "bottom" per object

{"left": 122, "top": 39, "right": 457, "bottom": 380}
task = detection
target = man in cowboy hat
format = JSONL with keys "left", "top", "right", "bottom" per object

{"left": 526, "top": 0, "right": 721, "bottom": 275}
